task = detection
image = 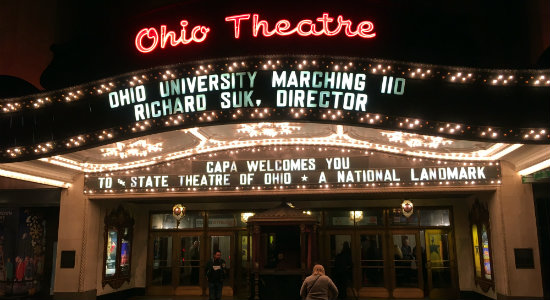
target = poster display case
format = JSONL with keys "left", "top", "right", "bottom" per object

{"left": 102, "top": 206, "right": 134, "bottom": 289}
{"left": 469, "top": 200, "right": 494, "bottom": 292}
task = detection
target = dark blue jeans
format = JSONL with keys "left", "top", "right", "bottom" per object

{"left": 208, "top": 281, "right": 223, "bottom": 300}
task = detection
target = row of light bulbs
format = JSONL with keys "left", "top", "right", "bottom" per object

{"left": 1, "top": 56, "right": 548, "bottom": 114}
{"left": 0, "top": 59, "right": 547, "bottom": 159}
{"left": 47, "top": 125, "right": 507, "bottom": 174}
{"left": 2, "top": 102, "right": 546, "bottom": 161}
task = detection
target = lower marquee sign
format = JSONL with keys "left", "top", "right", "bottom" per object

{"left": 85, "top": 156, "right": 500, "bottom": 192}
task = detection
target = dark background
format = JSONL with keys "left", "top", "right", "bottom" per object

{"left": 36, "top": 0, "right": 550, "bottom": 90}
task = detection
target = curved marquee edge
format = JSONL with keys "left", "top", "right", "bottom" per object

{"left": 0, "top": 55, "right": 549, "bottom": 163}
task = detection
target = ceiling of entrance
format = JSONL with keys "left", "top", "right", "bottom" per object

{"left": 35, "top": 123, "right": 541, "bottom": 172}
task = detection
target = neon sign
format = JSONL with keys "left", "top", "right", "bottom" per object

{"left": 136, "top": 13, "right": 375, "bottom": 53}
{"left": 135, "top": 21, "right": 210, "bottom": 53}
{"left": 225, "top": 13, "right": 375, "bottom": 39}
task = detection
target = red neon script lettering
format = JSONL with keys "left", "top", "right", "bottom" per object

{"left": 135, "top": 21, "right": 210, "bottom": 53}
{"left": 225, "top": 13, "right": 376, "bottom": 39}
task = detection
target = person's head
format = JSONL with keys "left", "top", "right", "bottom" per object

{"left": 312, "top": 264, "right": 325, "bottom": 276}
{"left": 342, "top": 241, "right": 351, "bottom": 252}
{"left": 193, "top": 240, "right": 199, "bottom": 246}
{"left": 213, "top": 250, "right": 221, "bottom": 260}
{"left": 402, "top": 236, "right": 409, "bottom": 246}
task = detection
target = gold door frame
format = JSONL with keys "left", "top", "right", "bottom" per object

{"left": 206, "top": 231, "right": 236, "bottom": 297}
{"left": 146, "top": 231, "right": 205, "bottom": 296}
{"left": 389, "top": 229, "right": 424, "bottom": 299}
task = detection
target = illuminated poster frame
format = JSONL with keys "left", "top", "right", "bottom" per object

{"left": 469, "top": 199, "right": 494, "bottom": 292}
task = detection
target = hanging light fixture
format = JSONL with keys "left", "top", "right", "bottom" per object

{"left": 401, "top": 200, "right": 414, "bottom": 218}
{"left": 241, "top": 212, "right": 255, "bottom": 223}
{"left": 350, "top": 211, "right": 364, "bottom": 222}
{"left": 172, "top": 204, "right": 186, "bottom": 228}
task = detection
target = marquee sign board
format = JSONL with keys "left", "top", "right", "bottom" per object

{"left": 84, "top": 155, "right": 501, "bottom": 193}
{"left": 107, "top": 69, "right": 403, "bottom": 122}
{"left": 1, "top": 55, "right": 549, "bottom": 163}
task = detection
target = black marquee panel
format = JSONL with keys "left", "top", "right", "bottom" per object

{"left": 83, "top": 151, "right": 502, "bottom": 194}
{"left": 0, "top": 55, "right": 549, "bottom": 162}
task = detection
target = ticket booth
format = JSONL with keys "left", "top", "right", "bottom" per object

{"left": 247, "top": 203, "right": 318, "bottom": 300}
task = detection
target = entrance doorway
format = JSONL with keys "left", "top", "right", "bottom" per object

{"left": 145, "top": 207, "right": 458, "bottom": 299}
{"left": 390, "top": 230, "right": 424, "bottom": 298}
{"left": 324, "top": 208, "right": 458, "bottom": 299}
{"left": 207, "top": 232, "right": 235, "bottom": 297}
{"left": 423, "top": 229, "right": 457, "bottom": 298}
{"left": 147, "top": 232, "right": 203, "bottom": 296}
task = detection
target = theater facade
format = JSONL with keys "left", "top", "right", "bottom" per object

{"left": 0, "top": 2, "right": 549, "bottom": 300}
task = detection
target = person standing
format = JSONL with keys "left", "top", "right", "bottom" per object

{"left": 300, "top": 264, "right": 338, "bottom": 300}
{"left": 5, "top": 257, "right": 13, "bottom": 282}
{"left": 401, "top": 236, "right": 414, "bottom": 260}
{"left": 189, "top": 240, "right": 200, "bottom": 285}
{"left": 15, "top": 256, "right": 25, "bottom": 281}
{"left": 205, "top": 250, "right": 226, "bottom": 300}
{"left": 334, "top": 241, "right": 352, "bottom": 299}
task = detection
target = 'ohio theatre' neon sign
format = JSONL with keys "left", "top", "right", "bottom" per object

{"left": 135, "top": 13, "right": 376, "bottom": 53}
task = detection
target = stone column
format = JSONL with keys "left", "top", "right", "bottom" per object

{"left": 487, "top": 161, "right": 544, "bottom": 299}
{"left": 53, "top": 174, "right": 100, "bottom": 300}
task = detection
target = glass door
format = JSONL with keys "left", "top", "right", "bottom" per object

{"left": 424, "top": 229, "right": 457, "bottom": 298}
{"left": 207, "top": 233, "right": 234, "bottom": 296}
{"left": 235, "top": 231, "right": 252, "bottom": 298}
{"left": 174, "top": 234, "right": 202, "bottom": 295}
{"left": 147, "top": 233, "right": 202, "bottom": 295}
{"left": 390, "top": 231, "right": 424, "bottom": 298}
{"left": 148, "top": 233, "right": 174, "bottom": 295}
{"left": 327, "top": 233, "right": 353, "bottom": 299}
{"left": 358, "top": 231, "right": 388, "bottom": 297}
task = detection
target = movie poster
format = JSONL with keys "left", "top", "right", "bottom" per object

{"left": 105, "top": 230, "right": 117, "bottom": 276}
{"left": 0, "top": 208, "right": 46, "bottom": 296}
{"left": 481, "top": 225, "right": 492, "bottom": 280}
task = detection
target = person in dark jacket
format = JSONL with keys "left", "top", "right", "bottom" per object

{"left": 205, "top": 250, "right": 226, "bottom": 300}
{"left": 334, "top": 241, "right": 352, "bottom": 299}
{"left": 300, "top": 264, "right": 338, "bottom": 300}
{"left": 190, "top": 239, "right": 200, "bottom": 285}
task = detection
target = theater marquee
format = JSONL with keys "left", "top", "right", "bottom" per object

{"left": 84, "top": 156, "right": 501, "bottom": 193}
{"left": 107, "top": 69, "right": 404, "bottom": 122}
